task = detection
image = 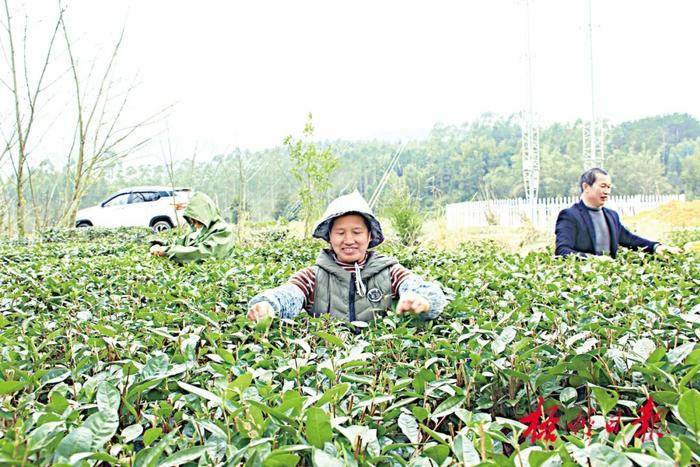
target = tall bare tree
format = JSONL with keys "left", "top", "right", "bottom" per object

{"left": 57, "top": 15, "right": 164, "bottom": 228}
{"left": 2, "top": 0, "right": 62, "bottom": 236}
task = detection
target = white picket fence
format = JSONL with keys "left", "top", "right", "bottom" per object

{"left": 446, "top": 194, "right": 685, "bottom": 230}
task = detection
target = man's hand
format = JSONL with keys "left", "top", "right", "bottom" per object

{"left": 396, "top": 292, "right": 431, "bottom": 315}
{"left": 655, "top": 244, "right": 682, "bottom": 255}
{"left": 150, "top": 244, "right": 166, "bottom": 257}
{"left": 247, "top": 302, "right": 276, "bottom": 321}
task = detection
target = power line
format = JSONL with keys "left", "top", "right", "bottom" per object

{"left": 368, "top": 140, "right": 408, "bottom": 210}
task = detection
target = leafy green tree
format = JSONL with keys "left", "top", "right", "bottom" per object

{"left": 382, "top": 178, "right": 424, "bottom": 246}
{"left": 271, "top": 189, "right": 294, "bottom": 220}
{"left": 608, "top": 113, "right": 700, "bottom": 166}
{"left": 284, "top": 113, "right": 338, "bottom": 237}
{"left": 667, "top": 138, "right": 700, "bottom": 187}
{"left": 485, "top": 163, "right": 521, "bottom": 199}
{"left": 605, "top": 150, "right": 673, "bottom": 195}
{"left": 538, "top": 146, "right": 580, "bottom": 197}
{"left": 680, "top": 144, "right": 700, "bottom": 197}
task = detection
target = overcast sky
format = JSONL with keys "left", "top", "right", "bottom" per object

{"left": 9, "top": 0, "right": 700, "bottom": 160}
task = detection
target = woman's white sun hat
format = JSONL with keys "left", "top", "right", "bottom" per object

{"left": 312, "top": 190, "right": 384, "bottom": 248}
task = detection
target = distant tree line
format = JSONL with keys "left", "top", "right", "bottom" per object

{"left": 5, "top": 112, "right": 700, "bottom": 232}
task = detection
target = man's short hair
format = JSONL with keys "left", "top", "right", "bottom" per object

{"left": 579, "top": 167, "right": 608, "bottom": 193}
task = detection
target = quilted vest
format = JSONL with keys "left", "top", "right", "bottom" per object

{"left": 311, "top": 250, "right": 397, "bottom": 322}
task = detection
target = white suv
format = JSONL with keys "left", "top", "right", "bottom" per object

{"left": 76, "top": 186, "right": 193, "bottom": 232}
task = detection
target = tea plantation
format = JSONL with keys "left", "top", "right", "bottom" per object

{"left": 0, "top": 228, "right": 698, "bottom": 466}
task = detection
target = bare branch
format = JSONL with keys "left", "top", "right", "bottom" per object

{"left": 84, "top": 26, "right": 124, "bottom": 138}
{"left": 0, "top": 76, "right": 13, "bottom": 92}
{"left": 23, "top": 6, "right": 63, "bottom": 144}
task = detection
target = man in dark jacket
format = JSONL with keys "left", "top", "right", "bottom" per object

{"left": 555, "top": 168, "right": 678, "bottom": 258}
{"left": 150, "top": 192, "right": 236, "bottom": 263}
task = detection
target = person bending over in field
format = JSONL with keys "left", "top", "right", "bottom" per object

{"left": 247, "top": 191, "right": 447, "bottom": 322}
{"left": 150, "top": 192, "right": 236, "bottom": 264}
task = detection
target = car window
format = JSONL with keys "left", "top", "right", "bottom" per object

{"left": 104, "top": 193, "right": 129, "bottom": 207}
{"left": 128, "top": 192, "right": 159, "bottom": 204}
{"left": 128, "top": 193, "right": 146, "bottom": 204}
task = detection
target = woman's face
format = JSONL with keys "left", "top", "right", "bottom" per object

{"left": 329, "top": 214, "right": 371, "bottom": 263}
{"left": 187, "top": 217, "right": 204, "bottom": 230}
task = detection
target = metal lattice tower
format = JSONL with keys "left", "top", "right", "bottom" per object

{"left": 583, "top": 0, "right": 605, "bottom": 170}
{"left": 582, "top": 120, "right": 605, "bottom": 170}
{"left": 521, "top": 0, "right": 540, "bottom": 202}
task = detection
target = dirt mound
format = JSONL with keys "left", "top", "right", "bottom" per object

{"left": 627, "top": 200, "right": 700, "bottom": 227}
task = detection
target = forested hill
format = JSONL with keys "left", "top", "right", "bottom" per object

{"left": 60, "top": 112, "right": 700, "bottom": 221}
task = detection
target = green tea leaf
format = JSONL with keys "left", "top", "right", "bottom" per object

{"left": 419, "top": 423, "right": 449, "bottom": 446}
{"left": 335, "top": 425, "right": 377, "bottom": 452}
{"left": 529, "top": 449, "right": 558, "bottom": 467}
{"left": 53, "top": 427, "right": 93, "bottom": 462}
{"left": 559, "top": 387, "right": 578, "bottom": 405}
{"left": 411, "top": 406, "right": 430, "bottom": 422}
{"left": 412, "top": 368, "right": 435, "bottom": 395}
{"left": 27, "top": 421, "right": 63, "bottom": 452}
{"left": 140, "top": 353, "right": 170, "bottom": 379}
{"left": 248, "top": 400, "right": 295, "bottom": 423}
{"left": 126, "top": 378, "right": 164, "bottom": 401}
{"left": 314, "top": 331, "right": 344, "bottom": 347}
{"left": 492, "top": 326, "right": 517, "bottom": 355}
{"left": 432, "top": 395, "right": 465, "bottom": 418}
{"left": 159, "top": 446, "right": 207, "bottom": 467}
{"left": 134, "top": 428, "right": 179, "bottom": 467}
{"left": 316, "top": 383, "right": 350, "bottom": 406}
{"left": 312, "top": 449, "right": 344, "bottom": 467}
{"left": 423, "top": 444, "right": 450, "bottom": 464}
{"left": 452, "top": 434, "right": 480, "bottom": 464}
{"left": 623, "top": 452, "right": 674, "bottom": 467}
{"left": 96, "top": 381, "right": 120, "bottom": 414}
{"left": 227, "top": 372, "right": 253, "bottom": 397}
{"left": 592, "top": 386, "right": 618, "bottom": 415}
{"left": 398, "top": 413, "right": 420, "bottom": 444}
{"left": 678, "top": 389, "right": 700, "bottom": 437}
{"left": 121, "top": 424, "right": 143, "bottom": 444}
{"left": 177, "top": 381, "right": 222, "bottom": 406}
{"left": 143, "top": 427, "right": 162, "bottom": 447}
{"left": 584, "top": 443, "right": 632, "bottom": 467}
{"left": 306, "top": 407, "right": 332, "bottom": 448}
{"left": 263, "top": 453, "right": 300, "bottom": 467}
{"left": 0, "top": 380, "right": 26, "bottom": 395}
{"left": 83, "top": 410, "right": 119, "bottom": 449}
{"left": 668, "top": 343, "right": 696, "bottom": 365}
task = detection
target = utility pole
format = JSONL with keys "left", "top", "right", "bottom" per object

{"left": 521, "top": 0, "right": 540, "bottom": 203}
{"left": 582, "top": 0, "right": 605, "bottom": 170}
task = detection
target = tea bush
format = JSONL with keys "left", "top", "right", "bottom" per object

{"left": 0, "top": 229, "right": 698, "bottom": 466}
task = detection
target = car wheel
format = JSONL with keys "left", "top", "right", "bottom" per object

{"left": 152, "top": 220, "right": 172, "bottom": 233}
{"left": 76, "top": 222, "right": 91, "bottom": 228}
